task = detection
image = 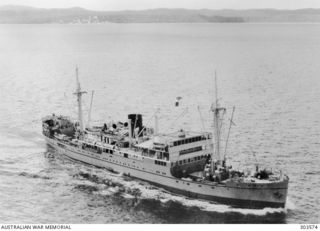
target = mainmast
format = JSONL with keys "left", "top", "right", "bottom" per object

{"left": 73, "top": 66, "right": 87, "bottom": 132}
{"left": 211, "top": 72, "right": 226, "bottom": 173}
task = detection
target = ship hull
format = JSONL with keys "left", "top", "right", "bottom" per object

{"left": 45, "top": 136, "right": 288, "bottom": 209}
{"left": 146, "top": 182, "right": 285, "bottom": 208}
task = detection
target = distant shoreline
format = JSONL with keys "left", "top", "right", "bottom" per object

{"left": 1, "top": 22, "right": 320, "bottom": 25}
{"left": 1, "top": 5, "right": 320, "bottom": 24}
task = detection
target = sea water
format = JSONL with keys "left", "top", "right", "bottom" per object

{"left": 0, "top": 23, "right": 319, "bottom": 223}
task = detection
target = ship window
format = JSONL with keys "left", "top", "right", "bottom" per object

{"left": 124, "top": 153, "right": 128, "bottom": 158}
{"left": 110, "top": 150, "right": 113, "bottom": 154}
{"left": 177, "top": 141, "right": 181, "bottom": 146}
{"left": 173, "top": 141, "right": 178, "bottom": 146}
{"left": 188, "top": 158, "right": 190, "bottom": 163}
{"left": 179, "top": 160, "right": 182, "bottom": 165}
{"left": 183, "top": 160, "right": 186, "bottom": 164}
{"left": 198, "top": 185, "right": 202, "bottom": 187}
{"left": 179, "top": 146, "right": 203, "bottom": 155}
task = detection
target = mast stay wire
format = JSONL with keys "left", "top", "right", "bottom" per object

{"left": 167, "top": 107, "right": 189, "bottom": 131}
{"left": 223, "top": 106, "right": 236, "bottom": 162}
{"left": 64, "top": 92, "right": 77, "bottom": 119}
{"left": 136, "top": 108, "right": 160, "bottom": 137}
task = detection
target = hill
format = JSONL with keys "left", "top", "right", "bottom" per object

{"left": 0, "top": 5, "right": 320, "bottom": 23}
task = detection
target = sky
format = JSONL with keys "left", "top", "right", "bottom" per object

{"left": 0, "top": 0, "right": 319, "bottom": 11}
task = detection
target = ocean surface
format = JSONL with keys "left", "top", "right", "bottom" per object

{"left": 0, "top": 23, "right": 319, "bottom": 224}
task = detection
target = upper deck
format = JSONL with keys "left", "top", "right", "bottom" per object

{"left": 134, "top": 130, "right": 213, "bottom": 162}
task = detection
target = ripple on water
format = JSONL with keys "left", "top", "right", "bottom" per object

{"left": 0, "top": 23, "right": 319, "bottom": 223}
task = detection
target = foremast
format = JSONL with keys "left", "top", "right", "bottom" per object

{"left": 210, "top": 74, "right": 226, "bottom": 174}
{"left": 73, "top": 67, "right": 87, "bottom": 132}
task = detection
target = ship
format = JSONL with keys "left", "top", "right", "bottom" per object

{"left": 42, "top": 67, "right": 289, "bottom": 209}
